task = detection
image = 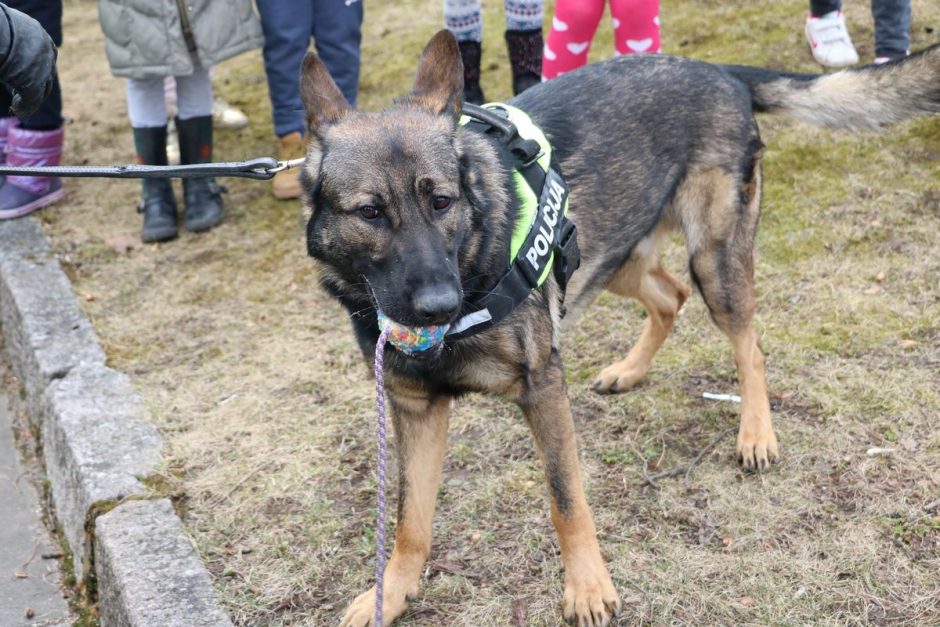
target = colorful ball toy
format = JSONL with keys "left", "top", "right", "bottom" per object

{"left": 377, "top": 310, "right": 450, "bottom": 354}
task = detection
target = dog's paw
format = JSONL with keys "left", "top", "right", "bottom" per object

{"left": 736, "top": 424, "right": 779, "bottom": 472}
{"left": 339, "top": 586, "right": 408, "bottom": 627}
{"left": 561, "top": 571, "right": 621, "bottom": 626}
{"left": 591, "top": 362, "right": 646, "bottom": 394}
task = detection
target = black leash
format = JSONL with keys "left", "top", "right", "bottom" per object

{"left": 0, "top": 106, "right": 520, "bottom": 182}
{"left": 0, "top": 156, "right": 306, "bottom": 180}
{"left": 0, "top": 106, "right": 508, "bottom": 182}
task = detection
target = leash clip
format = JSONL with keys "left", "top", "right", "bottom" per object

{"left": 262, "top": 157, "right": 306, "bottom": 177}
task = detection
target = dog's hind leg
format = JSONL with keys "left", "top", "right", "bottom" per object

{"left": 593, "top": 235, "right": 691, "bottom": 394}
{"left": 681, "top": 163, "right": 779, "bottom": 471}
{"left": 340, "top": 388, "right": 451, "bottom": 627}
{"left": 520, "top": 352, "right": 621, "bottom": 625}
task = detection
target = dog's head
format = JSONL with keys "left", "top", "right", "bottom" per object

{"left": 301, "top": 31, "right": 476, "bottom": 329}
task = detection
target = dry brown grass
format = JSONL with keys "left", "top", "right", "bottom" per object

{"left": 47, "top": 0, "right": 940, "bottom": 624}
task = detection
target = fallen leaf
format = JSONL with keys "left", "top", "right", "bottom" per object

{"left": 105, "top": 234, "right": 141, "bottom": 255}
{"left": 429, "top": 559, "right": 480, "bottom": 580}
{"left": 899, "top": 437, "right": 918, "bottom": 452}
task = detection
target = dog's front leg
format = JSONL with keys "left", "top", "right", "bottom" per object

{"left": 340, "top": 390, "right": 451, "bottom": 627}
{"left": 519, "top": 354, "right": 621, "bottom": 626}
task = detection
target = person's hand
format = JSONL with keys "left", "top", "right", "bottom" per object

{"left": 0, "top": 4, "right": 57, "bottom": 117}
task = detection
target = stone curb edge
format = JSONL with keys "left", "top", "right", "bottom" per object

{"left": 0, "top": 217, "right": 232, "bottom": 627}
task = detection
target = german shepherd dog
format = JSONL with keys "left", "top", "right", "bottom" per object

{"left": 300, "top": 31, "right": 940, "bottom": 625}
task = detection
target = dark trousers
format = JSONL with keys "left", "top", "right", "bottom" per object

{"left": 0, "top": 0, "right": 62, "bottom": 129}
{"left": 810, "top": 0, "right": 911, "bottom": 58}
{"left": 256, "top": 0, "right": 363, "bottom": 138}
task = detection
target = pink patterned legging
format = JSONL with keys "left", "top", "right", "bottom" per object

{"left": 543, "top": 0, "right": 660, "bottom": 80}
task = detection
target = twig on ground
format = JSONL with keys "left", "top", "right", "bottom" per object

{"left": 631, "top": 443, "right": 659, "bottom": 488}
{"left": 642, "top": 427, "right": 737, "bottom": 487}
{"left": 13, "top": 469, "right": 27, "bottom": 496}
{"left": 14, "top": 538, "right": 40, "bottom": 578}
{"left": 219, "top": 460, "right": 275, "bottom": 503}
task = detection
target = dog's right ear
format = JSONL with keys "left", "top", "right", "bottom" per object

{"left": 300, "top": 52, "right": 352, "bottom": 136}
{"left": 409, "top": 30, "right": 464, "bottom": 121}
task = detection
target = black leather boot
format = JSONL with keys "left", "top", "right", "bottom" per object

{"left": 176, "top": 115, "right": 224, "bottom": 233}
{"left": 458, "top": 40, "right": 485, "bottom": 105}
{"left": 133, "top": 126, "right": 178, "bottom": 243}
{"left": 505, "top": 29, "right": 543, "bottom": 95}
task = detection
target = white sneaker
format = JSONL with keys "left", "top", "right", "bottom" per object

{"left": 805, "top": 11, "right": 859, "bottom": 68}
{"left": 211, "top": 97, "right": 249, "bottom": 130}
{"left": 874, "top": 51, "right": 909, "bottom": 65}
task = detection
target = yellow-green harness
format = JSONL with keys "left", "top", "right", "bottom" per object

{"left": 448, "top": 103, "right": 580, "bottom": 339}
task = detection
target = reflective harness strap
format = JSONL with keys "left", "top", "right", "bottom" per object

{"left": 447, "top": 103, "right": 581, "bottom": 340}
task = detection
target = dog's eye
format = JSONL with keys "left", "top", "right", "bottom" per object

{"left": 359, "top": 205, "right": 381, "bottom": 220}
{"left": 432, "top": 196, "right": 452, "bottom": 211}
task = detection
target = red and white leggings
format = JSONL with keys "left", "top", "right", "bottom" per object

{"left": 543, "top": 0, "right": 660, "bottom": 80}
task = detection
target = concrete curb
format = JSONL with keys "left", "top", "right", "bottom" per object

{"left": 95, "top": 500, "right": 232, "bottom": 627}
{"left": 0, "top": 217, "right": 232, "bottom": 626}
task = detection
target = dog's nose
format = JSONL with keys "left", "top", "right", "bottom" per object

{"left": 412, "top": 284, "right": 460, "bottom": 325}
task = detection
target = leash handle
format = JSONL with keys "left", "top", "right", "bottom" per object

{"left": 0, "top": 157, "right": 307, "bottom": 180}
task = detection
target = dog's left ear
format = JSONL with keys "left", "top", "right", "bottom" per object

{"left": 409, "top": 30, "right": 464, "bottom": 121}
{"left": 300, "top": 52, "right": 352, "bottom": 136}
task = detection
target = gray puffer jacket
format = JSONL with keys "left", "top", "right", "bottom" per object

{"left": 99, "top": 0, "right": 263, "bottom": 79}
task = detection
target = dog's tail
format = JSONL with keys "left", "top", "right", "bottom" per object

{"left": 721, "top": 43, "right": 940, "bottom": 131}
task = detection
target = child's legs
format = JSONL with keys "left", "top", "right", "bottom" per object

{"left": 311, "top": 0, "right": 363, "bottom": 108}
{"left": 175, "top": 62, "right": 213, "bottom": 121}
{"left": 871, "top": 0, "right": 910, "bottom": 58}
{"left": 126, "top": 77, "right": 168, "bottom": 128}
{"left": 504, "top": 0, "right": 543, "bottom": 31}
{"left": 610, "top": 0, "right": 660, "bottom": 54}
{"left": 543, "top": 0, "right": 605, "bottom": 79}
{"left": 444, "top": 0, "right": 482, "bottom": 42}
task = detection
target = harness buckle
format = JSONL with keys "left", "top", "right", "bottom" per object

{"left": 519, "top": 147, "right": 544, "bottom": 168}
{"left": 508, "top": 137, "right": 543, "bottom": 165}
{"left": 553, "top": 220, "right": 581, "bottom": 291}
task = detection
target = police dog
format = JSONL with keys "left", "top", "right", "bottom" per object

{"left": 300, "top": 31, "right": 940, "bottom": 626}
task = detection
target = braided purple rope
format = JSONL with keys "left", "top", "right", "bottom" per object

{"left": 373, "top": 328, "right": 390, "bottom": 626}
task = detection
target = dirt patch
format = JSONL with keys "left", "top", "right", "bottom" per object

{"left": 46, "top": 0, "right": 940, "bottom": 624}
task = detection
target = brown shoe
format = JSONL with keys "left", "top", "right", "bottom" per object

{"left": 273, "top": 132, "right": 304, "bottom": 199}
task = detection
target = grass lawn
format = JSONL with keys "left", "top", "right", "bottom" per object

{"left": 49, "top": 0, "right": 939, "bottom": 624}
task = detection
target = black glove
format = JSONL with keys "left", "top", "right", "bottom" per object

{"left": 0, "top": 4, "right": 57, "bottom": 117}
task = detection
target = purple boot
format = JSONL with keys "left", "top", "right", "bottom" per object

{"left": 0, "top": 117, "right": 18, "bottom": 185}
{"left": 0, "top": 125, "right": 65, "bottom": 220}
